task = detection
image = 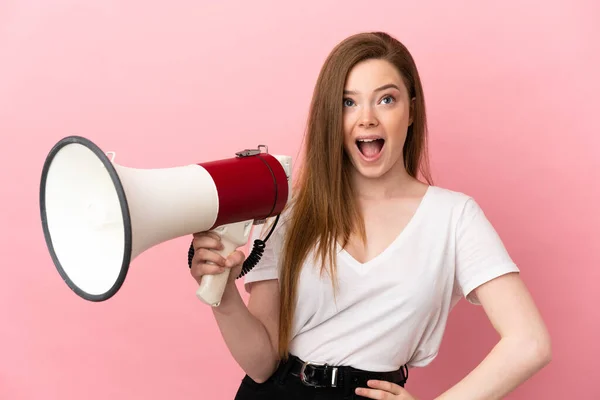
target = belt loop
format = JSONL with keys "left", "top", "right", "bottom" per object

{"left": 343, "top": 368, "right": 353, "bottom": 398}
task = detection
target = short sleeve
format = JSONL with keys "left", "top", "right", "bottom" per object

{"left": 454, "top": 198, "right": 520, "bottom": 305}
{"left": 242, "top": 215, "right": 287, "bottom": 292}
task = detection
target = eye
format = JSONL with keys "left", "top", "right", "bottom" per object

{"left": 343, "top": 98, "right": 355, "bottom": 107}
{"left": 380, "top": 95, "right": 395, "bottom": 105}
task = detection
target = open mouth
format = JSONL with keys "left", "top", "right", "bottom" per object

{"left": 356, "top": 138, "right": 385, "bottom": 159}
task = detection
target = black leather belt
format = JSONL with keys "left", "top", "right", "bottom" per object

{"left": 281, "top": 354, "right": 408, "bottom": 390}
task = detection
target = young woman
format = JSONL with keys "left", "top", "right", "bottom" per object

{"left": 189, "top": 32, "right": 552, "bottom": 400}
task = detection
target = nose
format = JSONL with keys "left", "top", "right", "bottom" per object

{"left": 358, "top": 106, "right": 378, "bottom": 128}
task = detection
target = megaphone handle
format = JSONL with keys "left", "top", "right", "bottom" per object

{"left": 195, "top": 220, "right": 254, "bottom": 307}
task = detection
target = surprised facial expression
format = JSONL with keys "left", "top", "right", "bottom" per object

{"left": 342, "top": 58, "right": 414, "bottom": 180}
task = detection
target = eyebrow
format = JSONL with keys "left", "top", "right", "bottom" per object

{"left": 343, "top": 83, "right": 401, "bottom": 95}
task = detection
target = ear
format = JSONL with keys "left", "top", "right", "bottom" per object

{"left": 408, "top": 97, "right": 416, "bottom": 126}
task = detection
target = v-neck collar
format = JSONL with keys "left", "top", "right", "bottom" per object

{"left": 336, "top": 185, "right": 434, "bottom": 274}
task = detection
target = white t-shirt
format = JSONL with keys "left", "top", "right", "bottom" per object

{"left": 243, "top": 185, "right": 520, "bottom": 372}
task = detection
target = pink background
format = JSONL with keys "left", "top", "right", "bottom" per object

{"left": 1, "top": 1, "right": 598, "bottom": 399}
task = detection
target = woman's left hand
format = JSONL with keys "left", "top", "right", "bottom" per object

{"left": 355, "top": 380, "right": 418, "bottom": 399}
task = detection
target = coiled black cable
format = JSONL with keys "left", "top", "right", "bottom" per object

{"left": 238, "top": 213, "right": 280, "bottom": 278}
{"left": 187, "top": 213, "right": 280, "bottom": 279}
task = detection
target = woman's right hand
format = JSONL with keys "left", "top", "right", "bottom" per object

{"left": 189, "top": 231, "right": 246, "bottom": 287}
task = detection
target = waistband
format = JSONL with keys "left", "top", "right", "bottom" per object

{"left": 274, "top": 354, "right": 408, "bottom": 391}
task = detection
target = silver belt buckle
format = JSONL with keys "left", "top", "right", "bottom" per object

{"left": 299, "top": 361, "right": 339, "bottom": 388}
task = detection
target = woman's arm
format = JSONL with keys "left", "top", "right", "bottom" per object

{"left": 435, "top": 272, "right": 552, "bottom": 400}
{"left": 190, "top": 231, "right": 281, "bottom": 383}
{"left": 212, "top": 278, "right": 281, "bottom": 383}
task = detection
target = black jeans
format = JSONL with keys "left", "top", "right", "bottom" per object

{"left": 233, "top": 354, "right": 408, "bottom": 400}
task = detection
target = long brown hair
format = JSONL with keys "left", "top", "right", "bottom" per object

{"left": 277, "top": 31, "right": 433, "bottom": 359}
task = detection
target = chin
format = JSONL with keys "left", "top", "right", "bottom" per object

{"left": 348, "top": 153, "right": 390, "bottom": 179}
{"left": 351, "top": 151, "right": 406, "bottom": 181}
{"left": 353, "top": 164, "right": 391, "bottom": 179}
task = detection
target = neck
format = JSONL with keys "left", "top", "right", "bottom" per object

{"left": 350, "top": 158, "right": 416, "bottom": 200}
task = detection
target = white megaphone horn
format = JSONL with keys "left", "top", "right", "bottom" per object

{"left": 39, "top": 136, "right": 292, "bottom": 307}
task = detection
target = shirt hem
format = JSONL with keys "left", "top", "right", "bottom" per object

{"left": 243, "top": 269, "right": 279, "bottom": 293}
{"left": 462, "top": 262, "right": 520, "bottom": 305}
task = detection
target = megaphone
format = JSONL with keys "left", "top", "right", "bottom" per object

{"left": 39, "top": 135, "right": 292, "bottom": 306}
